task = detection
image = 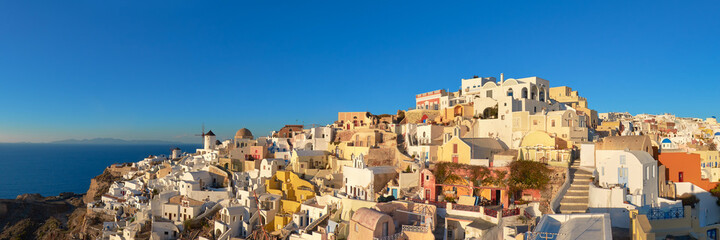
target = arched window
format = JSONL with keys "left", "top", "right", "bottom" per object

{"left": 539, "top": 88, "right": 546, "bottom": 101}
{"left": 531, "top": 86, "right": 538, "bottom": 100}
{"left": 507, "top": 88, "right": 514, "bottom": 97}
{"left": 521, "top": 88, "right": 528, "bottom": 99}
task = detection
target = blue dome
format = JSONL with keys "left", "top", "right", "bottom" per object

{"left": 662, "top": 138, "right": 672, "bottom": 144}
{"left": 715, "top": 132, "right": 720, "bottom": 136}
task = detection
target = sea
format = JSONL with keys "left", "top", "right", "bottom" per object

{"left": 0, "top": 143, "right": 201, "bottom": 199}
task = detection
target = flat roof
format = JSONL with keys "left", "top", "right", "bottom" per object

{"left": 533, "top": 213, "right": 612, "bottom": 240}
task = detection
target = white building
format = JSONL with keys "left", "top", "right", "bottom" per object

{"left": 528, "top": 213, "right": 612, "bottom": 240}
{"left": 595, "top": 150, "right": 658, "bottom": 206}
{"left": 341, "top": 154, "right": 398, "bottom": 201}
{"left": 213, "top": 204, "right": 258, "bottom": 239}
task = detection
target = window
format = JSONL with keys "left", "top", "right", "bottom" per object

{"left": 453, "top": 144, "right": 458, "bottom": 154}
{"left": 551, "top": 120, "right": 555, "bottom": 127}
{"left": 486, "top": 90, "right": 492, "bottom": 98}
{"left": 620, "top": 155, "right": 626, "bottom": 165}
{"left": 533, "top": 120, "right": 538, "bottom": 125}
{"left": 355, "top": 223, "right": 359, "bottom": 232}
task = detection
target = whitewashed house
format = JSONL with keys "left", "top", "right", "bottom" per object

{"left": 341, "top": 154, "right": 398, "bottom": 201}
{"left": 213, "top": 204, "right": 258, "bottom": 239}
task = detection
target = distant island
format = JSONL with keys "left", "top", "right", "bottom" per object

{"left": 49, "top": 138, "right": 188, "bottom": 145}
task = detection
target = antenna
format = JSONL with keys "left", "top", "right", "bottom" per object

{"left": 249, "top": 190, "right": 271, "bottom": 240}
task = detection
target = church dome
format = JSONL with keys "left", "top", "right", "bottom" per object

{"left": 235, "top": 128, "right": 254, "bottom": 139}
{"left": 662, "top": 138, "right": 672, "bottom": 144}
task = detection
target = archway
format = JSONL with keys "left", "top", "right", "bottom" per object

{"left": 454, "top": 105, "right": 463, "bottom": 117}
{"left": 531, "top": 86, "right": 538, "bottom": 100}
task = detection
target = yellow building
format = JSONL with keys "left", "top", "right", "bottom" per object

{"left": 437, "top": 132, "right": 506, "bottom": 165}
{"left": 549, "top": 86, "right": 599, "bottom": 129}
{"left": 518, "top": 131, "right": 572, "bottom": 167}
{"left": 264, "top": 171, "right": 317, "bottom": 232}
{"left": 694, "top": 150, "right": 720, "bottom": 168}
{"left": 694, "top": 150, "right": 720, "bottom": 182}
{"left": 337, "top": 112, "right": 376, "bottom": 130}
{"left": 289, "top": 149, "right": 328, "bottom": 173}
{"left": 437, "top": 104, "right": 474, "bottom": 123}
{"left": 629, "top": 206, "right": 720, "bottom": 240}
{"left": 511, "top": 109, "right": 589, "bottom": 146}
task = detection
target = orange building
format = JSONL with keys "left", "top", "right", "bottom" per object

{"left": 658, "top": 152, "right": 717, "bottom": 191}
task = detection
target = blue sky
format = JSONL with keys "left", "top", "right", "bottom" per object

{"left": 1, "top": 1, "right": 718, "bottom": 143}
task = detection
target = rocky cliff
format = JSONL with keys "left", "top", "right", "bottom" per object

{"left": 0, "top": 169, "right": 123, "bottom": 240}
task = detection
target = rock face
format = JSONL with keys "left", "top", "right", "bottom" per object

{"left": 0, "top": 194, "right": 83, "bottom": 240}
{"left": 84, "top": 169, "right": 124, "bottom": 204}
{"left": 0, "top": 169, "right": 123, "bottom": 239}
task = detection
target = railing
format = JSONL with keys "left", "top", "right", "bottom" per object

{"left": 502, "top": 208, "right": 520, "bottom": 217}
{"left": 452, "top": 203, "right": 481, "bottom": 212}
{"left": 645, "top": 207, "right": 684, "bottom": 220}
{"left": 484, "top": 208, "right": 498, "bottom": 218}
{"left": 374, "top": 232, "right": 403, "bottom": 240}
{"left": 402, "top": 224, "right": 428, "bottom": 233}
{"left": 527, "top": 232, "right": 561, "bottom": 240}
{"left": 409, "top": 198, "right": 448, "bottom": 208}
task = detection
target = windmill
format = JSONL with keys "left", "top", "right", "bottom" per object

{"left": 194, "top": 123, "right": 206, "bottom": 140}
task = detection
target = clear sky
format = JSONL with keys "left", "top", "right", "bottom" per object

{"left": 1, "top": 1, "right": 719, "bottom": 143}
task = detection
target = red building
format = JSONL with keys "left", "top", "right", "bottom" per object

{"left": 658, "top": 152, "right": 717, "bottom": 191}
{"left": 249, "top": 145, "right": 268, "bottom": 160}
{"left": 415, "top": 89, "right": 446, "bottom": 110}
{"left": 273, "top": 125, "right": 304, "bottom": 138}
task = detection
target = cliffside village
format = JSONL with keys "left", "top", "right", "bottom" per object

{"left": 91, "top": 75, "right": 720, "bottom": 240}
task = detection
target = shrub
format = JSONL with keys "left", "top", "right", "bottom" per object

{"left": 508, "top": 160, "right": 552, "bottom": 194}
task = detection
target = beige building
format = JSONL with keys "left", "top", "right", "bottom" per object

{"left": 348, "top": 208, "right": 396, "bottom": 240}
{"left": 518, "top": 130, "right": 573, "bottom": 167}
{"left": 162, "top": 195, "right": 204, "bottom": 223}
{"left": 549, "top": 86, "right": 599, "bottom": 129}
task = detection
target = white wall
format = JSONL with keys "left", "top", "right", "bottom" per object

{"left": 580, "top": 143, "right": 595, "bottom": 167}
{"left": 675, "top": 182, "right": 720, "bottom": 227}
{"left": 587, "top": 184, "right": 632, "bottom": 228}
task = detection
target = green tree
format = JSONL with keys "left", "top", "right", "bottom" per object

{"left": 508, "top": 160, "right": 552, "bottom": 195}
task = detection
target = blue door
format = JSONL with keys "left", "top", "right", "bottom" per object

{"left": 618, "top": 168, "right": 628, "bottom": 187}
{"left": 392, "top": 189, "right": 398, "bottom": 198}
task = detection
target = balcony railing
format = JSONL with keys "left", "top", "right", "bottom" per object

{"left": 645, "top": 207, "right": 684, "bottom": 220}
{"left": 502, "top": 208, "right": 520, "bottom": 217}
{"left": 402, "top": 224, "right": 428, "bottom": 233}
{"left": 527, "top": 232, "right": 561, "bottom": 240}
{"left": 452, "top": 203, "right": 481, "bottom": 212}
{"left": 374, "top": 232, "right": 403, "bottom": 240}
{"left": 484, "top": 208, "right": 498, "bottom": 218}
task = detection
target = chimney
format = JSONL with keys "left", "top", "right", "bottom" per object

{"left": 500, "top": 73, "right": 504, "bottom": 83}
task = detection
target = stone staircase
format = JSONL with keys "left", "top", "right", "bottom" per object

{"left": 558, "top": 160, "right": 592, "bottom": 214}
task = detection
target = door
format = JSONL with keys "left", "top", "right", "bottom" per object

{"left": 452, "top": 156, "right": 458, "bottom": 163}
{"left": 392, "top": 189, "right": 398, "bottom": 198}
{"left": 495, "top": 190, "right": 502, "bottom": 205}
{"left": 618, "top": 168, "right": 628, "bottom": 187}
{"left": 382, "top": 222, "right": 388, "bottom": 236}
{"left": 425, "top": 189, "right": 431, "bottom": 200}
{"left": 491, "top": 190, "right": 497, "bottom": 204}
{"left": 679, "top": 172, "right": 684, "bottom": 182}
